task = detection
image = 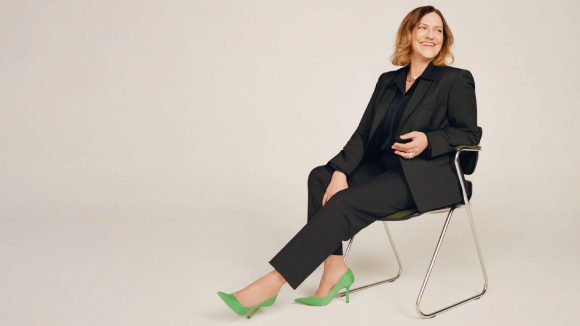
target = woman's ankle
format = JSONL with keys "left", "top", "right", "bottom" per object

{"left": 323, "top": 259, "right": 347, "bottom": 273}
{"left": 267, "top": 270, "right": 287, "bottom": 288}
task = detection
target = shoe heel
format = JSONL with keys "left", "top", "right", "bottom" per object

{"left": 345, "top": 286, "right": 350, "bottom": 303}
{"left": 247, "top": 308, "right": 259, "bottom": 319}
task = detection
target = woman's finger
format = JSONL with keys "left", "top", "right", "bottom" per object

{"left": 322, "top": 192, "right": 328, "bottom": 206}
{"left": 395, "top": 143, "right": 419, "bottom": 152}
{"left": 395, "top": 150, "right": 416, "bottom": 159}
{"left": 394, "top": 150, "right": 407, "bottom": 159}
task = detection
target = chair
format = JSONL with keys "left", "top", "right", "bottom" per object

{"left": 336, "top": 145, "right": 488, "bottom": 318}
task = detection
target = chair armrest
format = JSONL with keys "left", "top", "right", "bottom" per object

{"left": 453, "top": 145, "right": 482, "bottom": 204}
{"left": 453, "top": 145, "right": 481, "bottom": 174}
{"left": 454, "top": 145, "right": 482, "bottom": 175}
{"left": 454, "top": 145, "right": 482, "bottom": 151}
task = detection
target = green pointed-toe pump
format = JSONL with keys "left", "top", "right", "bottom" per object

{"left": 294, "top": 268, "right": 355, "bottom": 306}
{"left": 217, "top": 291, "right": 278, "bottom": 319}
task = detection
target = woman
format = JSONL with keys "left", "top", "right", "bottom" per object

{"left": 218, "top": 6, "right": 482, "bottom": 319}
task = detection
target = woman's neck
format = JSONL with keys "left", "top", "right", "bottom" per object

{"left": 408, "top": 57, "right": 431, "bottom": 77}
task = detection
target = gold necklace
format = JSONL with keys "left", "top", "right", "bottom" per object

{"left": 406, "top": 73, "right": 419, "bottom": 85}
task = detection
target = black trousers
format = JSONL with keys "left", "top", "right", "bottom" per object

{"left": 269, "top": 153, "right": 416, "bottom": 290}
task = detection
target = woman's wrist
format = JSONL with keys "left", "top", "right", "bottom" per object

{"left": 332, "top": 170, "right": 347, "bottom": 180}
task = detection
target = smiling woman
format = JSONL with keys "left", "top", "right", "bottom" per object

{"left": 391, "top": 8, "right": 455, "bottom": 69}
{"left": 218, "top": 5, "right": 483, "bottom": 319}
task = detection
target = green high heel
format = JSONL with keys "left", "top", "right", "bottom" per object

{"left": 217, "top": 291, "right": 278, "bottom": 319}
{"left": 294, "top": 268, "right": 355, "bottom": 306}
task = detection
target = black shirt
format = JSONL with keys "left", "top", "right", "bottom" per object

{"left": 380, "top": 67, "right": 419, "bottom": 156}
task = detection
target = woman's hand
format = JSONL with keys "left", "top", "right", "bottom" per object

{"left": 391, "top": 131, "right": 429, "bottom": 159}
{"left": 322, "top": 171, "right": 349, "bottom": 206}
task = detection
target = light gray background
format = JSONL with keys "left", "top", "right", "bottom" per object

{"left": 1, "top": 1, "right": 579, "bottom": 325}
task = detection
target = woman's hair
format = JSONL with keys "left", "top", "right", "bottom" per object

{"left": 390, "top": 6, "right": 454, "bottom": 67}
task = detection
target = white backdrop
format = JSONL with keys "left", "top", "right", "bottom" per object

{"left": 1, "top": 1, "right": 579, "bottom": 325}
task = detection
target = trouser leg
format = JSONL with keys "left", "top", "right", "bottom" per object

{"left": 270, "top": 160, "right": 416, "bottom": 290}
{"left": 307, "top": 165, "right": 344, "bottom": 255}
{"left": 307, "top": 161, "right": 389, "bottom": 255}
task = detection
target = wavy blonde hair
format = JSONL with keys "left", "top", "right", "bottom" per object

{"left": 390, "top": 6, "right": 454, "bottom": 67}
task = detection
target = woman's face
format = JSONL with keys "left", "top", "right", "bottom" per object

{"left": 411, "top": 12, "right": 444, "bottom": 61}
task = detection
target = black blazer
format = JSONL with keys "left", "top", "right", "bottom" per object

{"left": 328, "top": 64, "right": 483, "bottom": 213}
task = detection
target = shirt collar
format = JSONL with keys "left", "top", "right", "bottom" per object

{"left": 388, "top": 60, "right": 438, "bottom": 87}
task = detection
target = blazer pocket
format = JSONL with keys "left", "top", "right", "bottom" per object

{"left": 423, "top": 100, "right": 443, "bottom": 110}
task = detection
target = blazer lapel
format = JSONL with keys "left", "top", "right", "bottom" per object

{"left": 396, "top": 78, "right": 433, "bottom": 135}
{"left": 368, "top": 85, "right": 397, "bottom": 143}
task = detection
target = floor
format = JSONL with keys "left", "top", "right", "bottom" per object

{"left": 1, "top": 203, "right": 577, "bottom": 326}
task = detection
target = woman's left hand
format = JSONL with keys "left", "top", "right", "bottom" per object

{"left": 391, "top": 131, "right": 429, "bottom": 159}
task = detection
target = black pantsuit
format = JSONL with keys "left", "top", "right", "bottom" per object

{"left": 268, "top": 61, "right": 482, "bottom": 290}
{"left": 269, "top": 153, "right": 415, "bottom": 290}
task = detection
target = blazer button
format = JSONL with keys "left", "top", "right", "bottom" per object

{"left": 426, "top": 124, "right": 430, "bottom": 130}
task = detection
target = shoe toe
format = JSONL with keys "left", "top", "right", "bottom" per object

{"left": 294, "top": 296, "right": 311, "bottom": 304}
{"left": 295, "top": 296, "right": 320, "bottom": 306}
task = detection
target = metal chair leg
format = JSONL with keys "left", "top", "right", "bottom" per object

{"left": 337, "top": 220, "right": 402, "bottom": 297}
{"left": 415, "top": 204, "right": 489, "bottom": 318}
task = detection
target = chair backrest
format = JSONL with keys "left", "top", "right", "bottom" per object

{"left": 459, "top": 151, "right": 478, "bottom": 175}
{"left": 458, "top": 126, "right": 482, "bottom": 175}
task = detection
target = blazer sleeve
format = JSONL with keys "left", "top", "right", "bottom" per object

{"left": 423, "top": 69, "right": 482, "bottom": 158}
{"left": 326, "top": 73, "right": 385, "bottom": 178}
{"left": 326, "top": 161, "right": 350, "bottom": 177}
{"left": 420, "top": 136, "right": 433, "bottom": 157}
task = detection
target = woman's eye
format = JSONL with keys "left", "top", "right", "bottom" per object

{"left": 419, "top": 26, "right": 442, "bottom": 32}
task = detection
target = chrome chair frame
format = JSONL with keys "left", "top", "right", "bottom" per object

{"left": 336, "top": 146, "right": 488, "bottom": 318}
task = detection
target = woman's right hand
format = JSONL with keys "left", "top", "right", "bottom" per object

{"left": 322, "top": 171, "right": 349, "bottom": 206}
